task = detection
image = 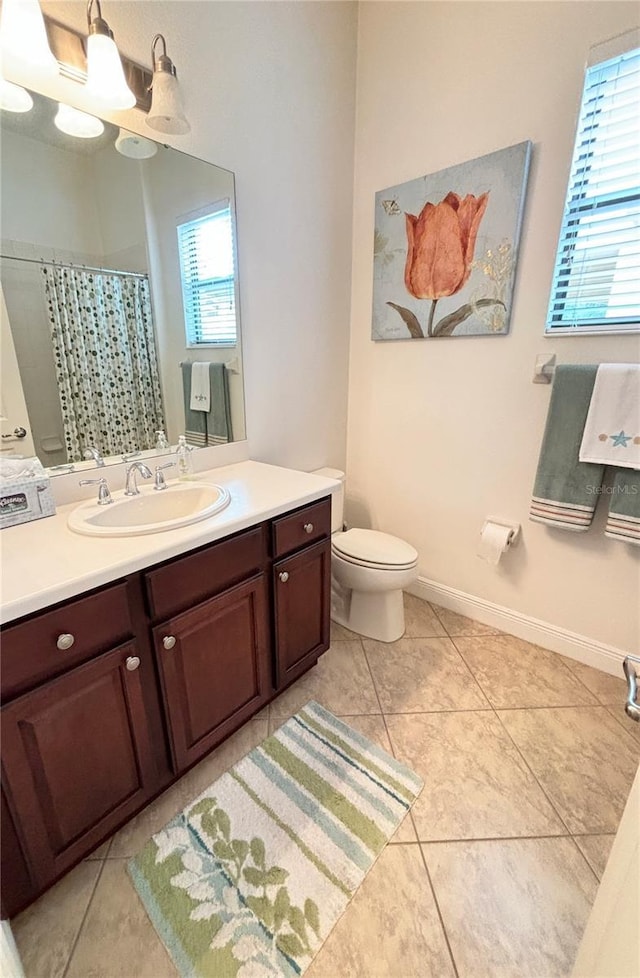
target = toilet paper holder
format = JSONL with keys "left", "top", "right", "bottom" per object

{"left": 481, "top": 517, "right": 521, "bottom": 549}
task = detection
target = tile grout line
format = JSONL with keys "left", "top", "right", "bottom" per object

{"left": 454, "top": 643, "right": 593, "bottom": 835}
{"left": 605, "top": 705, "right": 640, "bottom": 744}
{"left": 449, "top": 636, "right": 582, "bottom": 839}
{"left": 359, "top": 637, "right": 423, "bottom": 844}
{"left": 432, "top": 607, "right": 614, "bottom": 890}
{"left": 433, "top": 601, "right": 626, "bottom": 714}
{"left": 362, "top": 627, "right": 460, "bottom": 978}
{"left": 416, "top": 839, "right": 460, "bottom": 978}
{"left": 61, "top": 856, "right": 108, "bottom": 978}
{"left": 319, "top": 703, "right": 634, "bottom": 716}
{"left": 566, "top": 835, "right": 603, "bottom": 885}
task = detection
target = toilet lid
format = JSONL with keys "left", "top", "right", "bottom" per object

{"left": 332, "top": 528, "right": 418, "bottom": 567}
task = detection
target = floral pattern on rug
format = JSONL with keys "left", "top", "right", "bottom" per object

{"left": 129, "top": 701, "right": 423, "bottom": 978}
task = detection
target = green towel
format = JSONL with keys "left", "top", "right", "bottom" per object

{"left": 605, "top": 469, "right": 640, "bottom": 545}
{"left": 530, "top": 365, "right": 604, "bottom": 531}
{"left": 207, "top": 363, "right": 233, "bottom": 444}
{"left": 181, "top": 362, "right": 233, "bottom": 446}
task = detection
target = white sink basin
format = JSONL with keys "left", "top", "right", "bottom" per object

{"left": 68, "top": 482, "right": 231, "bottom": 537}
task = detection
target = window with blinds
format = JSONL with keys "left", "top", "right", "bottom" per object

{"left": 177, "top": 202, "right": 237, "bottom": 346}
{"left": 546, "top": 45, "right": 640, "bottom": 333}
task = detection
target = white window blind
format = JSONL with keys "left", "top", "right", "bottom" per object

{"left": 546, "top": 45, "right": 640, "bottom": 333}
{"left": 177, "top": 203, "right": 237, "bottom": 346}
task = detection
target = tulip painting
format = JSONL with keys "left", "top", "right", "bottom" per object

{"left": 372, "top": 142, "right": 532, "bottom": 340}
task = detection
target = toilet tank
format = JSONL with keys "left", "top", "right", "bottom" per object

{"left": 311, "top": 468, "right": 344, "bottom": 533}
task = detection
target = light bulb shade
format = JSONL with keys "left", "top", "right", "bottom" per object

{"left": 85, "top": 32, "right": 135, "bottom": 110}
{"left": 146, "top": 71, "right": 190, "bottom": 135}
{"left": 0, "top": 78, "right": 33, "bottom": 112}
{"left": 115, "top": 129, "right": 157, "bottom": 159}
{"left": 54, "top": 103, "right": 104, "bottom": 138}
{"left": 0, "top": 0, "right": 59, "bottom": 81}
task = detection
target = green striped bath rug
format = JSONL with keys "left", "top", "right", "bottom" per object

{"left": 129, "top": 700, "right": 423, "bottom": 978}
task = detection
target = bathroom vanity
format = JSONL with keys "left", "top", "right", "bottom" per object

{"left": 0, "top": 462, "right": 335, "bottom": 917}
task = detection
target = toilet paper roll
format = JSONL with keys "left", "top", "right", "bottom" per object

{"left": 477, "top": 521, "right": 513, "bottom": 565}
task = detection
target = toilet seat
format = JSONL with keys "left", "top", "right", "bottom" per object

{"left": 332, "top": 528, "right": 418, "bottom": 571}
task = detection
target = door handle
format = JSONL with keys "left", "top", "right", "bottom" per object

{"left": 1, "top": 427, "right": 27, "bottom": 440}
{"left": 623, "top": 656, "right": 640, "bottom": 722}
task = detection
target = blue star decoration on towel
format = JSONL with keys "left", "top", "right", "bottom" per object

{"left": 610, "top": 430, "right": 632, "bottom": 448}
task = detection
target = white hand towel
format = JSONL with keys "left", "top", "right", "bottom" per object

{"left": 579, "top": 363, "right": 640, "bottom": 469}
{"left": 189, "top": 362, "right": 211, "bottom": 413}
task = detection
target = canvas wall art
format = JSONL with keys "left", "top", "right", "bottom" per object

{"left": 372, "top": 141, "right": 532, "bottom": 340}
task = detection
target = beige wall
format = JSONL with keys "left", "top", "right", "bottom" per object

{"left": 347, "top": 1, "right": 640, "bottom": 651}
{"left": 139, "top": 150, "right": 245, "bottom": 443}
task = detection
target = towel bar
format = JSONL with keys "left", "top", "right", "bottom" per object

{"left": 179, "top": 359, "right": 240, "bottom": 375}
{"left": 533, "top": 353, "right": 556, "bottom": 384}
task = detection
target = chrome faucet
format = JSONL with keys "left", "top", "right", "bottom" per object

{"left": 124, "top": 461, "right": 152, "bottom": 496}
{"left": 83, "top": 446, "right": 104, "bottom": 467}
{"left": 154, "top": 462, "right": 176, "bottom": 490}
{"left": 79, "top": 477, "right": 112, "bottom": 505}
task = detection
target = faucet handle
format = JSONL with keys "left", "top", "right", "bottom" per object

{"left": 83, "top": 446, "right": 105, "bottom": 467}
{"left": 154, "top": 462, "right": 176, "bottom": 491}
{"left": 79, "top": 477, "right": 112, "bottom": 505}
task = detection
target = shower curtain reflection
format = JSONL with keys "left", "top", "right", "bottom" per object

{"left": 42, "top": 265, "right": 165, "bottom": 462}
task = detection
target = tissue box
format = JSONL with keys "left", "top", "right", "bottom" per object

{"left": 0, "top": 475, "right": 56, "bottom": 528}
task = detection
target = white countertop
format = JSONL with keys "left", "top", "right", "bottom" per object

{"left": 0, "top": 461, "right": 338, "bottom": 624}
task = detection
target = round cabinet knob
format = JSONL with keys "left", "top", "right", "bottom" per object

{"left": 279, "top": 571, "right": 289, "bottom": 583}
{"left": 163, "top": 635, "right": 177, "bottom": 650}
{"left": 56, "top": 633, "right": 75, "bottom": 651}
{"left": 125, "top": 656, "right": 140, "bottom": 672}
{"left": 304, "top": 523, "right": 314, "bottom": 534}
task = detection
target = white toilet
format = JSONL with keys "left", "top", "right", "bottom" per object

{"left": 312, "top": 468, "right": 418, "bottom": 643}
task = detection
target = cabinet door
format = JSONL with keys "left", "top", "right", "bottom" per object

{"left": 154, "top": 574, "right": 270, "bottom": 772}
{"left": 1, "top": 643, "right": 156, "bottom": 888}
{"left": 273, "top": 538, "right": 331, "bottom": 688}
{"left": 1, "top": 786, "right": 34, "bottom": 917}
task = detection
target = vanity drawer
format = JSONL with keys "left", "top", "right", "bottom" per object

{"left": 145, "top": 524, "right": 268, "bottom": 621}
{"left": 1, "top": 583, "right": 133, "bottom": 700}
{"left": 272, "top": 497, "right": 331, "bottom": 558}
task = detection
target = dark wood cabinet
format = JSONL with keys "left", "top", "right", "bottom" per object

{"left": 0, "top": 495, "right": 331, "bottom": 917}
{"left": 154, "top": 574, "right": 270, "bottom": 771}
{"left": 1, "top": 642, "right": 156, "bottom": 891}
{"left": 273, "top": 538, "right": 331, "bottom": 687}
{"left": 1, "top": 788, "right": 33, "bottom": 919}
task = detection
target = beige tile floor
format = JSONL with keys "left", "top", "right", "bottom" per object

{"left": 12, "top": 594, "right": 640, "bottom": 978}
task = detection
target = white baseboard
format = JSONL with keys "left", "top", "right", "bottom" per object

{"left": 408, "top": 576, "right": 628, "bottom": 679}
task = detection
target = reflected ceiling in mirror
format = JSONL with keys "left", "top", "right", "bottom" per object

{"left": 0, "top": 89, "right": 246, "bottom": 475}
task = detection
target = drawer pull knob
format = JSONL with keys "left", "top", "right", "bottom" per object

{"left": 304, "top": 522, "right": 314, "bottom": 534}
{"left": 125, "top": 656, "right": 140, "bottom": 672}
{"left": 56, "top": 633, "right": 75, "bottom": 651}
{"left": 279, "top": 571, "right": 289, "bottom": 583}
{"left": 163, "top": 635, "right": 177, "bottom": 650}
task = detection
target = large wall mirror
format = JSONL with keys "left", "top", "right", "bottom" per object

{"left": 0, "top": 89, "right": 246, "bottom": 474}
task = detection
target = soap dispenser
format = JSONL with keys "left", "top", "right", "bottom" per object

{"left": 155, "top": 429, "right": 170, "bottom": 453}
{"left": 176, "top": 435, "right": 194, "bottom": 479}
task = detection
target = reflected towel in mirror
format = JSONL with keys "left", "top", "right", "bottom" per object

{"left": 189, "top": 362, "right": 211, "bottom": 413}
{"left": 181, "top": 362, "right": 232, "bottom": 446}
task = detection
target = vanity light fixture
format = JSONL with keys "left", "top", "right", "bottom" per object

{"left": 115, "top": 128, "right": 158, "bottom": 159}
{"left": 0, "top": 78, "right": 34, "bottom": 113}
{"left": 85, "top": 0, "right": 135, "bottom": 110}
{"left": 146, "top": 34, "right": 190, "bottom": 135}
{"left": 54, "top": 102, "right": 104, "bottom": 139}
{"left": 0, "top": 0, "right": 58, "bottom": 81}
